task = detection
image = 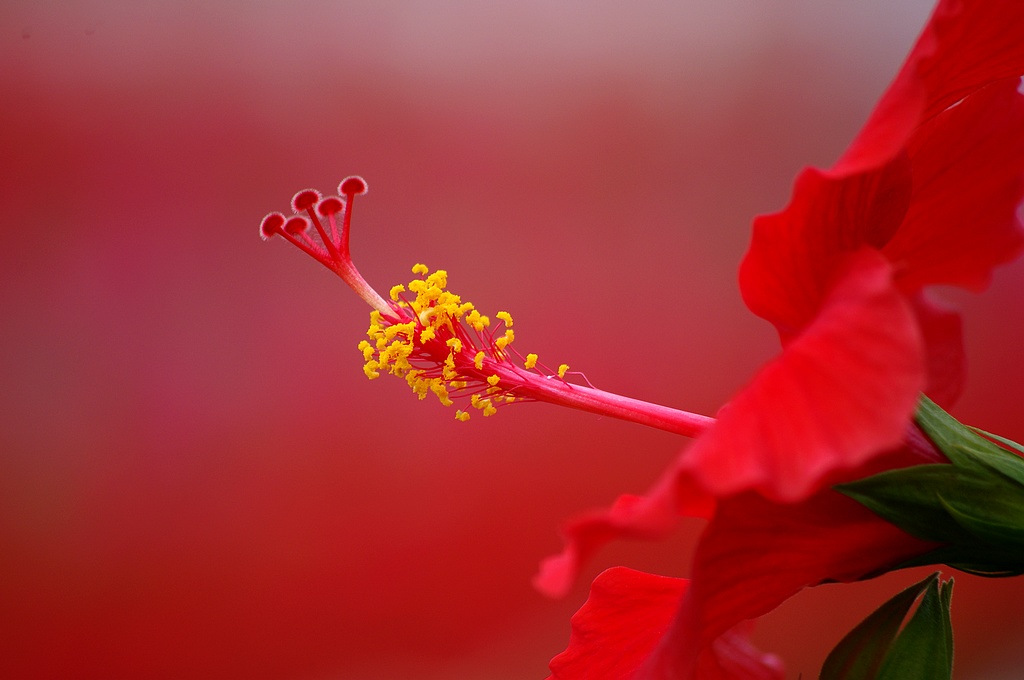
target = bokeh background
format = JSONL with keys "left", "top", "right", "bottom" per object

{"left": 3, "top": 1, "right": 1023, "bottom": 678}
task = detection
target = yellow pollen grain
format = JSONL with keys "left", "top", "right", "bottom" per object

{"left": 412, "top": 263, "right": 428, "bottom": 275}
{"left": 420, "top": 326, "right": 436, "bottom": 343}
{"left": 363, "top": 361, "right": 380, "bottom": 380}
{"left": 487, "top": 375, "right": 500, "bottom": 387}
{"left": 524, "top": 353, "right": 538, "bottom": 369}
{"left": 389, "top": 284, "right": 405, "bottom": 301}
{"left": 496, "top": 311, "right": 513, "bottom": 327}
{"left": 446, "top": 338, "right": 463, "bottom": 353}
{"left": 474, "top": 351, "right": 485, "bottom": 370}
{"left": 455, "top": 410, "right": 470, "bottom": 422}
{"left": 558, "top": 363, "right": 569, "bottom": 379}
{"left": 358, "top": 340, "right": 375, "bottom": 361}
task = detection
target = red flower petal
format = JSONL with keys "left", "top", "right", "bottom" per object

{"left": 537, "top": 251, "right": 923, "bottom": 598}
{"left": 886, "top": 79, "right": 1024, "bottom": 293}
{"left": 690, "top": 250, "right": 924, "bottom": 502}
{"left": 534, "top": 483, "right": 715, "bottom": 599}
{"left": 743, "top": 3, "right": 1024, "bottom": 351}
{"left": 646, "top": 482, "right": 936, "bottom": 678}
{"left": 909, "top": 292, "right": 965, "bottom": 408}
{"left": 839, "top": 0, "right": 1024, "bottom": 174}
{"left": 548, "top": 567, "right": 783, "bottom": 680}
{"left": 740, "top": 161, "right": 912, "bottom": 338}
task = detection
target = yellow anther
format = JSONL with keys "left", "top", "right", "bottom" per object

{"left": 417, "top": 307, "right": 436, "bottom": 327}
{"left": 385, "top": 322, "right": 415, "bottom": 342}
{"left": 558, "top": 363, "right": 569, "bottom": 379}
{"left": 409, "top": 374, "right": 430, "bottom": 399}
{"left": 472, "top": 395, "right": 496, "bottom": 417}
{"left": 443, "top": 355, "right": 458, "bottom": 381}
{"left": 430, "top": 380, "right": 453, "bottom": 407}
{"left": 495, "top": 329, "right": 514, "bottom": 351}
{"left": 425, "top": 270, "right": 448, "bottom": 289}
{"left": 359, "top": 263, "right": 536, "bottom": 421}
{"left": 417, "top": 285, "right": 443, "bottom": 304}
{"left": 467, "top": 310, "right": 490, "bottom": 332}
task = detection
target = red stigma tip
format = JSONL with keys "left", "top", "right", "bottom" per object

{"left": 284, "top": 216, "right": 310, "bottom": 234}
{"left": 317, "top": 196, "right": 345, "bottom": 216}
{"left": 339, "top": 176, "right": 368, "bottom": 197}
{"left": 259, "top": 212, "right": 286, "bottom": 240}
{"left": 260, "top": 175, "right": 393, "bottom": 315}
{"left": 291, "top": 189, "right": 322, "bottom": 213}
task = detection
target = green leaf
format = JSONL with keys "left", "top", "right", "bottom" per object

{"left": 820, "top": 574, "right": 936, "bottom": 680}
{"left": 973, "top": 428, "right": 1024, "bottom": 459}
{"left": 837, "top": 396, "right": 1024, "bottom": 576}
{"left": 876, "top": 576, "right": 954, "bottom": 680}
{"left": 821, "top": 574, "right": 954, "bottom": 680}
{"left": 837, "top": 465, "right": 973, "bottom": 543}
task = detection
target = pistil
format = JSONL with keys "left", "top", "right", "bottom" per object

{"left": 261, "top": 176, "right": 715, "bottom": 437}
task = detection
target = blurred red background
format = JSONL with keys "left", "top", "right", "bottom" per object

{"left": 2, "top": 2, "right": 1023, "bottom": 678}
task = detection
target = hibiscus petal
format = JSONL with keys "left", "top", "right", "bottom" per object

{"left": 692, "top": 250, "right": 924, "bottom": 502}
{"left": 534, "top": 479, "right": 714, "bottom": 599}
{"left": 839, "top": 0, "right": 1024, "bottom": 174}
{"left": 886, "top": 79, "right": 1024, "bottom": 294}
{"left": 537, "top": 251, "right": 923, "bottom": 598}
{"left": 548, "top": 567, "right": 783, "bottom": 680}
{"left": 647, "top": 484, "right": 936, "bottom": 678}
{"left": 740, "top": 161, "right": 912, "bottom": 337}
{"left": 909, "top": 292, "right": 965, "bottom": 408}
{"left": 547, "top": 567, "right": 688, "bottom": 680}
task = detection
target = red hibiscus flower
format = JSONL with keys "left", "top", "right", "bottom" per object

{"left": 542, "top": 1, "right": 1024, "bottom": 677}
